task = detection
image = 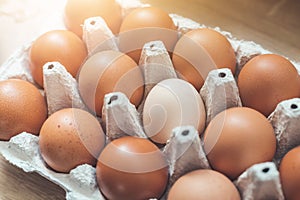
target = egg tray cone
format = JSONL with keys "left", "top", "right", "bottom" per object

{"left": 0, "top": 0, "right": 300, "bottom": 199}
{"left": 82, "top": 16, "right": 119, "bottom": 55}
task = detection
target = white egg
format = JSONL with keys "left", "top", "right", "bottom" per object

{"left": 143, "top": 78, "right": 206, "bottom": 144}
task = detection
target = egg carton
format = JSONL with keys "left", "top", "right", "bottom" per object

{"left": 1, "top": 0, "right": 300, "bottom": 199}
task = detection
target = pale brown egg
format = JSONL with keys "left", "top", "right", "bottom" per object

{"left": 96, "top": 136, "right": 168, "bottom": 200}
{"left": 238, "top": 54, "right": 300, "bottom": 116}
{"left": 280, "top": 146, "right": 300, "bottom": 200}
{"left": 119, "top": 6, "right": 178, "bottom": 63}
{"left": 168, "top": 169, "right": 241, "bottom": 200}
{"left": 143, "top": 78, "right": 206, "bottom": 144}
{"left": 29, "top": 30, "right": 87, "bottom": 87}
{"left": 172, "top": 28, "right": 236, "bottom": 91}
{"left": 64, "top": 0, "right": 122, "bottom": 37}
{"left": 203, "top": 107, "right": 276, "bottom": 180}
{"left": 78, "top": 50, "right": 144, "bottom": 116}
{"left": 39, "top": 108, "right": 105, "bottom": 173}
{"left": 0, "top": 79, "right": 47, "bottom": 140}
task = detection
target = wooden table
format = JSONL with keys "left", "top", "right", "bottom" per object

{"left": 0, "top": 0, "right": 299, "bottom": 199}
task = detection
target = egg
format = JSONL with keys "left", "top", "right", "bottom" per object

{"left": 0, "top": 79, "right": 47, "bottom": 141}
{"left": 143, "top": 78, "right": 206, "bottom": 144}
{"left": 96, "top": 136, "right": 168, "bottom": 200}
{"left": 238, "top": 54, "right": 300, "bottom": 116}
{"left": 118, "top": 6, "right": 178, "bottom": 63}
{"left": 280, "top": 146, "right": 300, "bottom": 200}
{"left": 64, "top": 0, "right": 122, "bottom": 37}
{"left": 39, "top": 108, "right": 105, "bottom": 173}
{"left": 29, "top": 30, "right": 87, "bottom": 87}
{"left": 167, "top": 169, "right": 241, "bottom": 200}
{"left": 172, "top": 28, "right": 236, "bottom": 91}
{"left": 78, "top": 50, "right": 144, "bottom": 116}
{"left": 203, "top": 107, "right": 276, "bottom": 180}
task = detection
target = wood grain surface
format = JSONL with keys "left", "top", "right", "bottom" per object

{"left": 0, "top": 0, "right": 299, "bottom": 199}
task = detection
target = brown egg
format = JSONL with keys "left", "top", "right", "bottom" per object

{"left": 280, "top": 146, "right": 300, "bottom": 200}
{"left": 119, "top": 6, "right": 178, "bottom": 63}
{"left": 168, "top": 169, "right": 241, "bottom": 200}
{"left": 29, "top": 30, "right": 87, "bottom": 87}
{"left": 78, "top": 50, "right": 144, "bottom": 116}
{"left": 96, "top": 136, "right": 168, "bottom": 200}
{"left": 0, "top": 79, "right": 47, "bottom": 140}
{"left": 172, "top": 28, "right": 236, "bottom": 91}
{"left": 238, "top": 54, "right": 300, "bottom": 116}
{"left": 39, "top": 108, "right": 105, "bottom": 173}
{"left": 203, "top": 107, "right": 276, "bottom": 180}
{"left": 64, "top": 0, "right": 122, "bottom": 37}
{"left": 143, "top": 78, "right": 206, "bottom": 144}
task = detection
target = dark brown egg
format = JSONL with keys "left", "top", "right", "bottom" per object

{"left": 280, "top": 146, "right": 300, "bottom": 200}
{"left": 238, "top": 54, "right": 300, "bottom": 116}
{"left": 96, "top": 136, "right": 168, "bottom": 200}
{"left": 203, "top": 107, "right": 276, "bottom": 180}
{"left": 0, "top": 79, "right": 47, "bottom": 140}
{"left": 168, "top": 169, "right": 241, "bottom": 200}
{"left": 39, "top": 108, "right": 105, "bottom": 173}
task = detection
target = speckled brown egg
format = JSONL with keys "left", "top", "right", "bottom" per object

{"left": 172, "top": 28, "right": 236, "bottom": 91}
{"left": 203, "top": 107, "right": 276, "bottom": 180}
{"left": 168, "top": 169, "right": 241, "bottom": 200}
{"left": 39, "top": 108, "right": 105, "bottom": 173}
{"left": 280, "top": 146, "right": 300, "bottom": 200}
{"left": 0, "top": 79, "right": 47, "bottom": 141}
{"left": 238, "top": 54, "right": 300, "bottom": 116}
{"left": 96, "top": 136, "right": 168, "bottom": 200}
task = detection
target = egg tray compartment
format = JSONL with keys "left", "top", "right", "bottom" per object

{"left": 1, "top": 0, "right": 300, "bottom": 199}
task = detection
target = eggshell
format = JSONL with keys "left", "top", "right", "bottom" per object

{"left": 172, "top": 28, "right": 236, "bottom": 91}
{"left": 64, "top": 0, "right": 123, "bottom": 37}
{"left": 96, "top": 136, "right": 168, "bottom": 200}
{"left": 143, "top": 78, "right": 206, "bottom": 144}
{"left": 39, "top": 108, "right": 105, "bottom": 173}
{"left": 29, "top": 30, "right": 87, "bottom": 87}
{"left": 0, "top": 79, "right": 47, "bottom": 140}
{"left": 238, "top": 54, "right": 300, "bottom": 116}
{"left": 167, "top": 169, "right": 241, "bottom": 200}
{"left": 119, "top": 6, "right": 178, "bottom": 63}
{"left": 280, "top": 146, "right": 300, "bottom": 200}
{"left": 78, "top": 50, "right": 144, "bottom": 116}
{"left": 2, "top": 0, "right": 300, "bottom": 199}
{"left": 203, "top": 107, "right": 276, "bottom": 180}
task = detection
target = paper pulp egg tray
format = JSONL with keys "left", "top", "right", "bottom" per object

{"left": 0, "top": 0, "right": 299, "bottom": 199}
